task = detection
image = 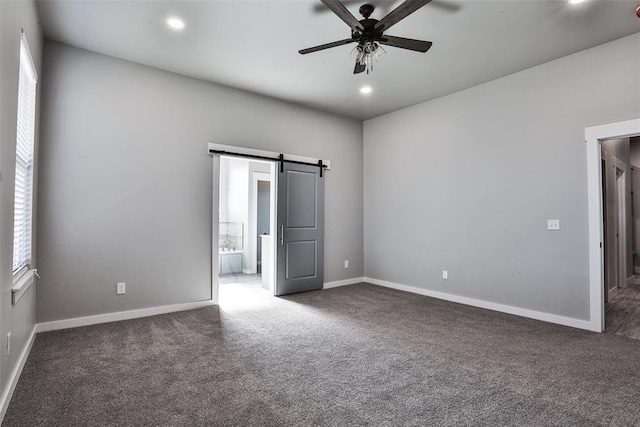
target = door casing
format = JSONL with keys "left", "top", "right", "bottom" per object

{"left": 209, "top": 143, "right": 330, "bottom": 304}
{"left": 585, "top": 118, "right": 640, "bottom": 332}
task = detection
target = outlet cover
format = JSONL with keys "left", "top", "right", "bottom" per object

{"left": 117, "top": 282, "right": 126, "bottom": 295}
{"left": 442, "top": 270, "right": 448, "bottom": 280}
{"left": 344, "top": 260, "right": 349, "bottom": 269}
{"left": 547, "top": 219, "right": 560, "bottom": 231}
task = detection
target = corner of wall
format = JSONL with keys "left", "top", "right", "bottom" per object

{"left": 0, "top": 0, "right": 43, "bottom": 420}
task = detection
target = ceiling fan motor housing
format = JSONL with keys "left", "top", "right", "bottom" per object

{"left": 350, "top": 4, "right": 383, "bottom": 42}
{"left": 351, "top": 18, "right": 383, "bottom": 43}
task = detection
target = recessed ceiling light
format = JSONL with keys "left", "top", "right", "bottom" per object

{"left": 166, "top": 17, "right": 185, "bottom": 30}
{"left": 360, "top": 86, "right": 372, "bottom": 95}
{"left": 569, "top": 0, "right": 586, "bottom": 4}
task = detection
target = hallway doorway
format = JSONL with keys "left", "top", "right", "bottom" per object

{"left": 601, "top": 136, "right": 640, "bottom": 339}
{"left": 586, "top": 118, "right": 640, "bottom": 332}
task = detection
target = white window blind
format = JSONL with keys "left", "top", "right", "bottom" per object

{"left": 13, "top": 33, "right": 38, "bottom": 274}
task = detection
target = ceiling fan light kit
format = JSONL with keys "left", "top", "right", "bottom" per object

{"left": 299, "top": 0, "right": 434, "bottom": 74}
{"left": 350, "top": 41, "right": 386, "bottom": 74}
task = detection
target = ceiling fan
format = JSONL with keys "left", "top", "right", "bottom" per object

{"left": 299, "top": 0, "right": 434, "bottom": 75}
{"left": 312, "top": 0, "right": 459, "bottom": 15}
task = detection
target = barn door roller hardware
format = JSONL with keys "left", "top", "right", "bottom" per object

{"left": 209, "top": 149, "right": 328, "bottom": 178}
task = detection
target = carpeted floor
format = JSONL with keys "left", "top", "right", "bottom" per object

{"left": 4, "top": 283, "right": 640, "bottom": 426}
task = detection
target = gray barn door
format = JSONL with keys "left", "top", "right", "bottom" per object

{"left": 276, "top": 162, "right": 324, "bottom": 296}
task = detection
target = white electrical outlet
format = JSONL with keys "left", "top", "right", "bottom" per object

{"left": 442, "top": 270, "right": 448, "bottom": 280}
{"left": 547, "top": 219, "right": 560, "bottom": 231}
{"left": 117, "top": 282, "right": 126, "bottom": 295}
{"left": 344, "top": 260, "right": 349, "bottom": 269}
{"left": 6, "top": 332, "right": 11, "bottom": 355}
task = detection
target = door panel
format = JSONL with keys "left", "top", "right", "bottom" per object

{"left": 276, "top": 163, "right": 324, "bottom": 296}
{"left": 286, "top": 241, "right": 317, "bottom": 280}
{"left": 287, "top": 171, "right": 317, "bottom": 228}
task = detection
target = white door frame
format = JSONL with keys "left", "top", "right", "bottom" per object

{"left": 209, "top": 143, "right": 330, "bottom": 304}
{"left": 586, "top": 118, "right": 640, "bottom": 332}
{"left": 212, "top": 154, "right": 221, "bottom": 304}
{"left": 251, "top": 172, "right": 271, "bottom": 275}
{"left": 613, "top": 159, "right": 627, "bottom": 290}
{"left": 212, "top": 156, "right": 277, "bottom": 302}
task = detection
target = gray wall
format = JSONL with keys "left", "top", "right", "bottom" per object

{"left": 0, "top": 0, "right": 42, "bottom": 406}
{"left": 37, "top": 41, "right": 363, "bottom": 323}
{"left": 363, "top": 33, "right": 640, "bottom": 321}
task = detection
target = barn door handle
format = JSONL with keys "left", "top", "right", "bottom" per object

{"left": 280, "top": 225, "right": 284, "bottom": 246}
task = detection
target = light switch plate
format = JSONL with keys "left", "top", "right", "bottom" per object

{"left": 547, "top": 219, "right": 560, "bottom": 231}
{"left": 117, "top": 282, "right": 126, "bottom": 295}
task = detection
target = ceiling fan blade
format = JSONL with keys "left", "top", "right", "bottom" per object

{"left": 299, "top": 38, "right": 356, "bottom": 55}
{"left": 320, "top": 0, "right": 364, "bottom": 32}
{"left": 313, "top": 0, "right": 360, "bottom": 13}
{"left": 354, "top": 62, "right": 366, "bottom": 74}
{"left": 374, "top": 0, "right": 432, "bottom": 32}
{"left": 431, "top": 0, "right": 461, "bottom": 13}
{"left": 377, "top": 35, "right": 433, "bottom": 52}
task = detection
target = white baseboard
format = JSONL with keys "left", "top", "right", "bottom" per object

{"left": 323, "top": 277, "right": 364, "bottom": 289}
{"left": 363, "top": 277, "right": 596, "bottom": 332}
{"left": 0, "top": 325, "right": 36, "bottom": 423}
{"left": 35, "top": 300, "right": 215, "bottom": 333}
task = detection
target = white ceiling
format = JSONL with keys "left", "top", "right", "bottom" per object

{"left": 37, "top": 0, "right": 640, "bottom": 120}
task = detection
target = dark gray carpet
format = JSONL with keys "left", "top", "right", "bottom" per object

{"left": 4, "top": 283, "right": 640, "bottom": 426}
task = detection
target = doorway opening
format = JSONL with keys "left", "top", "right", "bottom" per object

{"left": 600, "top": 136, "right": 640, "bottom": 339}
{"left": 210, "top": 143, "right": 329, "bottom": 307}
{"left": 586, "top": 118, "right": 640, "bottom": 333}
{"left": 217, "top": 156, "right": 276, "bottom": 306}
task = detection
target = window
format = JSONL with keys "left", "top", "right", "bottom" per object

{"left": 13, "top": 33, "right": 38, "bottom": 275}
